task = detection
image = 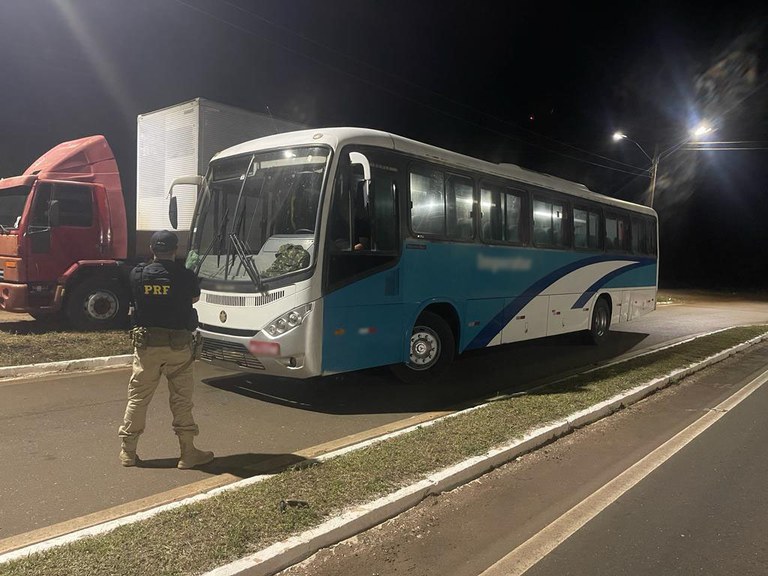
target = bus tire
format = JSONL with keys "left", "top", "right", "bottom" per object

{"left": 65, "top": 276, "right": 129, "bottom": 330}
{"left": 390, "top": 311, "right": 455, "bottom": 384}
{"left": 588, "top": 298, "right": 611, "bottom": 344}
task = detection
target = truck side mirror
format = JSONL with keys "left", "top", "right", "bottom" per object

{"left": 48, "top": 200, "right": 61, "bottom": 227}
{"left": 169, "top": 196, "right": 178, "bottom": 230}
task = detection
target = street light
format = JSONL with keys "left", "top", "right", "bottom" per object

{"left": 612, "top": 122, "right": 715, "bottom": 208}
{"left": 613, "top": 132, "right": 659, "bottom": 207}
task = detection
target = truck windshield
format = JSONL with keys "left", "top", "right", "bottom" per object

{"left": 187, "top": 146, "right": 330, "bottom": 284}
{"left": 0, "top": 185, "right": 31, "bottom": 231}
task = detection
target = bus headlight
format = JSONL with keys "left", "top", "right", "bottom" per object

{"left": 264, "top": 303, "right": 313, "bottom": 338}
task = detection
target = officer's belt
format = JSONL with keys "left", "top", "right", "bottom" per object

{"left": 131, "top": 327, "right": 192, "bottom": 349}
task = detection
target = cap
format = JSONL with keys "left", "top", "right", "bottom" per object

{"left": 150, "top": 230, "right": 178, "bottom": 252}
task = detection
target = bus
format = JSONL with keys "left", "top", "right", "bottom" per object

{"left": 178, "top": 128, "right": 658, "bottom": 383}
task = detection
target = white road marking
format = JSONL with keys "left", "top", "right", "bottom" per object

{"left": 478, "top": 366, "right": 768, "bottom": 576}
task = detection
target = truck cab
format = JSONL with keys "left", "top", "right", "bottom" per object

{"left": 0, "top": 135, "right": 130, "bottom": 328}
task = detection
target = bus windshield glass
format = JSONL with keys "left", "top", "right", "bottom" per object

{"left": 0, "top": 185, "right": 31, "bottom": 231}
{"left": 187, "top": 146, "right": 330, "bottom": 284}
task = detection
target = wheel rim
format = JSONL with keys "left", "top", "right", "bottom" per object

{"left": 84, "top": 290, "right": 119, "bottom": 321}
{"left": 594, "top": 306, "right": 609, "bottom": 337}
{"left": 407, "top": 325, "right": 440, "bottom": 370}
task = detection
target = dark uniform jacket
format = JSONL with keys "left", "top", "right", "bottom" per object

{"left": 129, "top": 259, "right": 200, "bottom": 330}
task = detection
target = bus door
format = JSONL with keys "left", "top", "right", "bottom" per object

{"left": 322, "top": 149, "right": 403, "bottom": 373}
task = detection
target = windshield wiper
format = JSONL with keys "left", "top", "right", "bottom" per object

{"left": 194, "top": 208, "right": 229, "bottom": 276}
{"left": 229, "top": 233, "right": 263, "bottom": 291}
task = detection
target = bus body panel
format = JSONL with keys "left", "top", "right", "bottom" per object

{"left": 321, "top": 267, "right": 407, "bottom": 373}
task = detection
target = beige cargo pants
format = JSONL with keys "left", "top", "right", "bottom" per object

{"left": 118, "top": 342, "right": 199, "bottom": 441}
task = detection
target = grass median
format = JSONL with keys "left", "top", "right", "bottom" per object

{"left": 2, "top": 325, "right": 767, "bottom": 576}
{"left": 0, "top": 318, "right": 131, "bottom": 367}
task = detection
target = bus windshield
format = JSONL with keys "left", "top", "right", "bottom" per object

{"left": 187, "top": 146, "right": 330, "bottom": 284}
{"left": 0, "top": 185, "right": 31, "bottom": 232}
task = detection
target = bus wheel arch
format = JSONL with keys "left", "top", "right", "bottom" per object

{"left": 588, "top": 294, "right": 612, "bottom": 345}
{"left": 390, "top": 306, "right": 458, "bottom": 384}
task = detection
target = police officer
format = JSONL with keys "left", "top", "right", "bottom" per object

{"left": 118, "top": 230, "right": 214, "bottom": 469}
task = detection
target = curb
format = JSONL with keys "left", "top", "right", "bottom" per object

{"left": 2, "top": 330, "right": 767, "bottom": 572}
{"left": 0, "top": 355, "right": 132, "bottom": 381}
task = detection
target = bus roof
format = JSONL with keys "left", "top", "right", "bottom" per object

{"left": 214, "top": 127, "right": 657, "bottom": 217}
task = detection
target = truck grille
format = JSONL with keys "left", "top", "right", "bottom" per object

{"left": 200, "top": 338, "right": 265, "bottom": 370}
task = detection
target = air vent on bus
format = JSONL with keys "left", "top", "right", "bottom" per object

{"left": 200, "top": 338, "right": 265, "bottom": 370}
{"left": 205, "top": 290, "right": 285, "bottom": 307}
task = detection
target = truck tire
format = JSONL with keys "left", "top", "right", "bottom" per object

{"left": 65, "top": 276, "right": 129, "bottom": 330}
{"left": 390, "top": 311, "right": 456, "bottom": 384}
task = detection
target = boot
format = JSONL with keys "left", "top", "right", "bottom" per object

{"left": 120, "top": 436, "right": 140, "bottom": 467}
{"left": 177, "top": 432, "right": 214, "bottom": 469}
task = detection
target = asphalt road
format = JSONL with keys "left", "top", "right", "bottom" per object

{"left": 1, "top": 290, "right": 767, "bottom": 550}
{"left": 279, "top": 342, "right": 768, "bottom": 576}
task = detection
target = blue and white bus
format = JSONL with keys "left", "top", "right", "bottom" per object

{"left": 181, "top": 128, "right": 658, "bottom": 383}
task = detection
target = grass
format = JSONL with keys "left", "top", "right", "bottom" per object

{"left": 0, "top": 318, "right": 131, "bottom": 367}
{"left": 2, "top": 325, "right": 767, "bottom": 576}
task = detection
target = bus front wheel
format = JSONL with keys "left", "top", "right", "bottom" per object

{"left": 588, "top": 298, "right": 611, "bottom": 344}
{"left": 390, "top": 311, "right": 455, "bottom": 384}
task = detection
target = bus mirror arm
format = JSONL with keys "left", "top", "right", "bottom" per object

{"left": 348, "top": 152, "right": 371, "bottom": 181}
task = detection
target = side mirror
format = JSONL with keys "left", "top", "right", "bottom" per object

{"left": 169, "top": 196, "right": 178, "bottom": 230}
{"left": 167, "top": 175, "right": 203, "bottom": 230}
{"left": 48, "top": 200, "right": 61, "bottom": 227}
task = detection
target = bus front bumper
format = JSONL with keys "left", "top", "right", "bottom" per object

{"left": 197, "top": 313, "right": 322, "bottom": 379}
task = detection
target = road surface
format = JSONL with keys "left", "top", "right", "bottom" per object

{"left": 1, "top": 290, "right": 767, "bottom": 552}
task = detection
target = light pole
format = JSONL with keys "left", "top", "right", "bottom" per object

{"left": 613, "top": 132, "right": 659, "bottom": 206}
{"left": 612, "top": 122, "right": 714, "bottom": 208}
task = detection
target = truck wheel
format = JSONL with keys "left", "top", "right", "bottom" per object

{"left": 65, "top": 277, "right": 129, "bottom": 330}
{"left": 588, "top": 298, "right": 611, "bottom": 345}
{"left": 390, "top": 311, "right": 455, "bottom": 384}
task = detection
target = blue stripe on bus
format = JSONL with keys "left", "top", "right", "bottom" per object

{"left": 571, "top": 261, "right": 650, "bottom": 309}
{"left": 466, "top": 255, "right": 655, "bottom": 350}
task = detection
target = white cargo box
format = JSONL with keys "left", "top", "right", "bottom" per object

{"left": 136, "top": 98, "right": 306, "bottom": 236}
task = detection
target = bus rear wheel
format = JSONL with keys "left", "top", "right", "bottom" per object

{"left": 390, "top": 311, "right": 455, "bottom": 384}
{"left": 588, "top": 298, "right": 611, "bottom": 344}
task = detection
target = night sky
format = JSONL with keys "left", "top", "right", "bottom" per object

{"left": 1, "top": 1, "right": 766, "bottom": 289}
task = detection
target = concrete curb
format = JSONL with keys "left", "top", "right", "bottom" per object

{"left": 0, "top": 354, "right": 132, "bottom": 381}
{"left": 2, "top": 330, "right": 767, "bottom": 573}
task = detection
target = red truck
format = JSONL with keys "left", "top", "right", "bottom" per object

{"left": 0, "top": 135, "right": 132, "bottom": 328}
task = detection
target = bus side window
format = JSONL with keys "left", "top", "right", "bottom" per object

{"left": 605, "top": 213, "right": 630, "bottom": 252}
{"left": 326, "top": 150, "right": 400, "bottom": 290}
